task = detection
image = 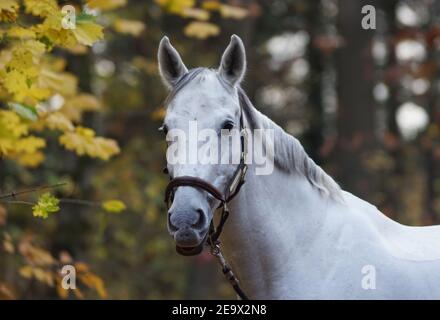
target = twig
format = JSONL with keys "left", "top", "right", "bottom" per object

{"left": 1, "top": 200, "right": 35, "bottom": 206}
{"left": 59, "top": 198, "right": 100, "bottom": 207}
{"left": 0, "top": 182, "right": 67, "bottom": 200}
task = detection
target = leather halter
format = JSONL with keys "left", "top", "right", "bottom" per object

{"left": 163, "top": 109, "right": 249, "bottom": 300}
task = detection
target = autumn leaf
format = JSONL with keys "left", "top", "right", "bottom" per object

{"left": 32, "top": 192, "right": 60, "bottom": 219}
{"left": 219, "top": 5, "right": 248, "bottom": 19}
{"left": 39, "top": 68, "right": 78, "bottom": 97}
{"left": 44, "top": 112, "right": 74, "bottom": 132}
{"left": 7, "top": 26, "right": 36, "bottom": 39}
{"left": 0, "top": 110, "right": 28, "bottom": 137}
{"left": 3, "top": 232, "right": 14, "bottom": 253}
{"left": 113, "top": 19, "right": 146, "bottom": 37}
{"left": 15, "top": 151, "right": 45, "bottom": 167}
{"left": 156, "top": 0, "right": 195, "bottom": 14}
{"left": 23, "top": 0, "right": 58, "bottom": 18}
{"left": 102, "top": 200, "right": 126, "bottom": 213}
{"left": 14, "top": 136, "right": 46, "bottom": 153}
{"left": 78, "top": 271, "right": 107, "bottom": 298}
{"left": 0, "top": 0, "right": 19, "bottom": 22}
{"left": 202, "top": 0, "right": 221, "bottom": 10}
{"left": 87, "top": 0, "right": 127, "bottom": 11}
{"left": 184, "top": 21, "right": 219, "bottom": 39}
{"left": 181, "top": 8, "right": 210, "bottom": 21}
{"left": 71, "top": 20, "right": 104, "bottom": 46}
{"left": 0, "top": 283, "right": 15, "bottom": 300}
{"left": 59, "top": 126, "right": 120, "bottom": 160}
{"left": 19, "top": 237, "right": 56, "bottom": 266}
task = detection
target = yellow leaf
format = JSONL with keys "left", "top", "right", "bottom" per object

{"left": 39, "top": 69, "right": 78, "bottom": 97}
{"left": 73, "top": 287, "right": 85, "bottom": 299}
{"left": 45, "top": 112, "right": 74, "bottom": 132}
{"left": 156, "top": 0, "right": 195, "bottom": 14}
{"left": 15, "top": 136, "right": 46, "bottom": 153}
{"left": 71, "top": 21, "right": 104, "bottom": 46}
{"left": 202, "top": 0, "right": 221, "bottom": 10}
{"left": 78, "top": 272, "right": 107, "bottom": 299}
{"left": 0, "top": 0, "right": 19, "bottom": 22}
{"left": 56, "top": 278, "right": 69, "bottom": 299}
{"left": 219, "top": 4, "right": 248, "bottom": 19}
{"left": 3, "top": 232, "right": 14, "bottom": 253}
{"left": 20, "top": 266, "right": 54, "bottom": 286}
{"left": 22, "top": 40, "right": 46, "bottom": 57}
{"left": 0, "top": 283, "right": 16, "bottom": 300}
{"left": 19, "top": 266, "right": 33, "bottom": 279}
{"left": 24, "top": 0, "right": 58, "bottom": 17}
{"left": 181, "top": 8, "right": 210, "bottom": 21}
{"left": 0, "top": 110, "right": 28, "bottom": 138}
{"left": 113, "top": 19, "right": 145, "bottom": 37}
{"left": 184, "top": 21, "right": 219, "bottom": 39}
{"left": 59, "top": 126, "right": 120, "bottom": 160}
{"left": 19, "top": 238, "right": 56, "bottom": 266}
{"left": 33, "top": 14, "right": 78, "bottom": 48}
{"left": 3, "top": 46, "right": 50, "bottom": 103}
{"left": 65, "top": 44, "right": 88, "bottom": 55}
{"left": 68, "top": 94, "right": 101, "bottom": 111}
{"left": 87, "top": 0, "right": 127, "bottom": 11}
{"left": 7, "top": 26, "right": 36, "bottom": 39}
{"left": 15, "top": 151, "right": 44, "bottom": 168}
{"left": 62, "top": 94, "right": 101, "bottom": 122}
{"left": 102, "top": 200, "right": 126, "bottom": 213}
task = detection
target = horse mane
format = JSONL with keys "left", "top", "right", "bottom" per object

{"left": 165, "top": 68, "right": 343, "bottom": 201}
{"left": 238, "top": 87, "right": 344, "bottom": 202}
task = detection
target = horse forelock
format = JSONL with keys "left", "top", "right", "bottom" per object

{"left": 164, "top": 68, "right": 233, "bottom": 108}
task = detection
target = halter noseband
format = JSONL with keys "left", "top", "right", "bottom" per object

{"left": 163, "top": 109, "right": 249, "bottom": 300}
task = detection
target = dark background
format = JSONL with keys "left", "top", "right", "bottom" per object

{"left": 1, "top": 0, "right": 440, "bottom": 299}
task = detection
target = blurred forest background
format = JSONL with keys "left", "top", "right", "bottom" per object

{"left": 1, "top": 0, "right": 440, "bottom": 299}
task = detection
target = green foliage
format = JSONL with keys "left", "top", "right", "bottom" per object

{"left": 32, "top": 192, "right": 60, "bottom": 219}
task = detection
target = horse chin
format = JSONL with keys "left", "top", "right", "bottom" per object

{"left": 176, "top": 243, "right": 204, "bottom": 256}
{"left": 175, "top": 231, "right": 209, "bottom": 256}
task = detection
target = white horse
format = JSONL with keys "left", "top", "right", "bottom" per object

{"left": 158, "top": 35, "right": 440, "bottom": 299}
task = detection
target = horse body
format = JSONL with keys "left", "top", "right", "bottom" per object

{"left": 158, "top": 35, "right": 440, "bottom": 299}
{"left": 223, "top": 162, "right": 440, "bottom": 299}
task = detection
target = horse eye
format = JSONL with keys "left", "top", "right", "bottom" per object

{"left": 159, "top": 124, "right": 169, "bottom": 135}
{"left": 221, "top": 121, "right": 234, "bottom": 131}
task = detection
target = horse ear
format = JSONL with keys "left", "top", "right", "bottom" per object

{"left": 218, "top": 34, "right": 246, "bottom": 86}
{"left": 158, "top": 36, "right": 188, "bottom": 89}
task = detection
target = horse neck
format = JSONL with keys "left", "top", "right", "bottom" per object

{"left": 219, "top": 163, "right": 331, "bottom": 298}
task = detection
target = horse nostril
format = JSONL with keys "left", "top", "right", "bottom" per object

{"left": 192, "top": 208, "right": 206, "bottom": 229}
{"left": 168, "top": 211, "right": 178, "bottom": 232}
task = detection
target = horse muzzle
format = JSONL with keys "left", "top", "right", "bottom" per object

{"left": 175, "top": 237, "right": 208, "bottom": 256}
{"left": 167, "top": 198, "right": 211, "bottom": 256}
{"left": 173, "top": 225, "right": 210, "bottom": 256}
